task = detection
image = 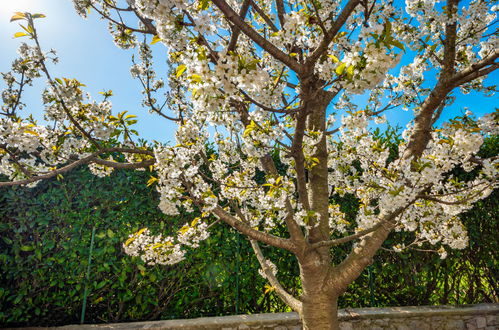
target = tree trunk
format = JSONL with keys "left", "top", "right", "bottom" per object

{"left": 301, "top": 293, "right": 339, "bottom": 330}
{"left": 299, "top": 251, "right": 340, "bottom": 330}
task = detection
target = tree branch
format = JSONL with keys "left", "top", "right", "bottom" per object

{"left": 305, "top": 0, "right": 361, "bottom": 69}
{"left": 0, "top": 147, "right": 155, "bottom": 187}
{"left": 250, "top": 239, "right": 302, "bottom": 313}
{"left": 212, "top": 206, "right": 296, "bottom": 252}
{"left": 211, "top": 0, "right": 302, "bottom": 73}
{"left": 227, "top": 0, "right": 251, "bottom": 51}
{"left": 250, "top": 0, "right": 279, "bottom": 32}
{"left": 309, "top": 222, "right": 384, "bottom": 249}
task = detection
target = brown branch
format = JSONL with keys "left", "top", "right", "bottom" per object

{"left": 90, "top": 3, "right": 154, "bottom": 34}
{"left": 0, "top": 152, "right": 98, "bottom": 187}
{"left": 291, "top": 110, "right": 311, "bottom": 211}
{"left": 250, "top": 240, "right": 302, "bottom": 312}
{"left": 451, "top": 62, "right": 499, "bottom": 87}
{"left": 330, "top": 206, "right": 407, "bottom": 292}
{"left": 250, "top": 0, "right": 279, "bottom": 32}
{"left": 93, "top": 158, "right": 155, "bottom": 169}
{"left": 212, "top": 0, "right": 302, "bottom": 73}
{"left": 2, "top": 147, "right": 33, "bottom": 178}
{"left": 442, "top": 0, "right": 458, "bottom": 77}
{"left": 309, "top": 222, "right": 384, "bottom": 249}
{"left": 228, "top": 0, "right": 251, "bottom": 51}
{"left": 275, "top": 0, "right": 286, "bottom": 28}
{"left": 212, "top": 206, "right": 296, "bottom": 251}
{"left": 305, "top": 0, "right": 361, "bottom": 69}
{"left": 0, "top": 147, "right": 155, "bottom": 187}
{"left": 450, "top": 49, "right": 499, "bottom": 85}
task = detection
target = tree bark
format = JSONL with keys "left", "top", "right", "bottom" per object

{"left": 299, "top": 248, "right": 339, "bottom": 330}
{"left": 301, "top": 294, "right": 339, "bottom": 330}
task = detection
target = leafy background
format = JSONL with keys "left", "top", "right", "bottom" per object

{"left": 0, "top": 137, "right": 497, "bottom": 326}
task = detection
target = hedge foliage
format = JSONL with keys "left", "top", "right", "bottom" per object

{"left": 0, "top": 137, "right": 497, "bottom": 326}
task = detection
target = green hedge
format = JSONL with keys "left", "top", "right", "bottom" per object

{"left": 0, "top": 137, "right": 497, "bottom": 326}
{"left": 0, "top": 167, "right": 286, "bottom": 326}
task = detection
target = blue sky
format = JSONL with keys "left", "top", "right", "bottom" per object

{"left": 1, "top": 0, "right": 497, "bottom": 143}
{"left": 0, "top": 0, "right": 174, "bottom": 142}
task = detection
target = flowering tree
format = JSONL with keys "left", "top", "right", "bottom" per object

{"left": 1, "top": 0, "right": 498, "bottom": 328}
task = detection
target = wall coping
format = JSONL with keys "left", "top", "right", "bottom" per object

{"left": 15, "top": 303, "right": 499, "bottom": 330}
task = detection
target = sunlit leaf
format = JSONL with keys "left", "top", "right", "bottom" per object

{"left": 10, "top": 12, "right": 26, "bottom": 22}
{"left": 13, "top": 32, "right": 28, "bottom": 38}
{"left": 176, "top": 64, "right": 187, "bottom": 78}
{"left": 32, "top": 13, "right": 46, "bottom": 19}
{"left": 151, "top": 35, "right": 161, "bottom": 45}
{"left": 335, "top": 62, "right": 346, "bottom": 75}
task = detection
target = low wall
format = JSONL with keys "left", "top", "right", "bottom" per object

{"left": 25, "top": 304, "right": 499, "bottom": 330}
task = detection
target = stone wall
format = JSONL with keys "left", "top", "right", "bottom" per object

{"left": 40, "top": 304, "right": 499, "bottom": 330}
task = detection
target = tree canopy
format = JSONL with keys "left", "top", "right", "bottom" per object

{"left": 1, "top": 1, "right": 498, "bottom": 329}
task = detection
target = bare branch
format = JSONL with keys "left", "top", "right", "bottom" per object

{"left": 250, "top": 0, "right": 279, "bottom": 32}
{"left": 212, "top": 206, "right": 297, "bottom": 252}
{"left": 250, "top": 240, "right": 302, "bottom": 312}
{"left": 0, "top": 147, "right": 155, "bottom": 187}
{"left": 450, "top": 49, "right": 499, "bottom": 85}
{"left": 227, "top": 0, "right": 251, "bottom": 51}
{"left": 275, "top": 0, "right": 286, "bottom": 28}
{"left": 211, "top": 0, "right": 302, "bottom": 73}
{"left": 93, "top": 158, "right": 155, "bottom": 169}
{"left": 305, "top": 0, "right": 361, "bottom": 69}
{"left": 309, "top": 223, "right": 384, "bottom": 249}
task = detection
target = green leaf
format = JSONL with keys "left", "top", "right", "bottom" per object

{"left": 199, "top": 0, "right": 210, "bottom": 10}
{"left": 32, "top": 13, "right": 46, "bottom": 19}
{"left": 328, "top": 54, "right": 339, "bottom": 63}
{"left": 176, "top": 64, "right": 187, "bottom": 78}
{"left": 190, "top": 74, "right": 202, "bottom": 83}
{"left": 389, "top": 39, "right": 405, "bottom": 51}
{"left": 107, "top": 229, "right": 115, "bottom": 238}
{"left": 20, "top": 245, "right": 34, "bottom": 252}
{"left": 335, "top": 62, "right": 346, "bottom": 76}
{"left": 346, "top": 65, "right": 354, "bottom": 79}
{"left": 151, "top": 35, "right": 161, "bottom": 45}
{"left": 13, "top": 32, "right": 28, "bottom": 38}
{"left": 10, "top": 12, "right": 26, "bottom": 22}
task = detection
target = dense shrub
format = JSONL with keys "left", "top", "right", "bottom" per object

{"left": 0, "top": 167, "right": 281, "bottom": 326}
{"left": 0, "top": 136, "right": 497, "bottom": 326}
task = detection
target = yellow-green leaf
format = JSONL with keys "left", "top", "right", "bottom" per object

{"left": 176, "top": 64, "right": 187, "bottom": 78}
{"left": 346, "top": 65, "right": 354, "bottom": 79}
{"left": 20, "top": 245, "right": 34, "bottom": 252}
{"left": 389, "top": 39, "right": 405, "bottom": 51}
{"left": 190, "top": 74, "right": 202, "bottom": 83}
{"left": 24, "top": 130, "right": 39, "bottom": 136}
{"left": 147, "top": 176, "right": 158, "bottom": 187}
{"left": 264, "top": 284, "right": 275, "bottom": 294}
{"left": 10, "top": 12, "right": 26, "bottom": 22}
{"left": 335, "top": 62, "right": 346, "bottom": 75}
{"left": 199, "top": 0, "right": 210, "bottom": 10}
{"left": 32, "top": 13, "right": 46, "bottom": 19}
{"left": 14, "top": 32, "right": 28, "bottom": 38}
{"left": 328, "top": 54, "right": 339, "bottom": 63}
{"left": 151, "top": 35, "right": 161, "bottom": 45}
